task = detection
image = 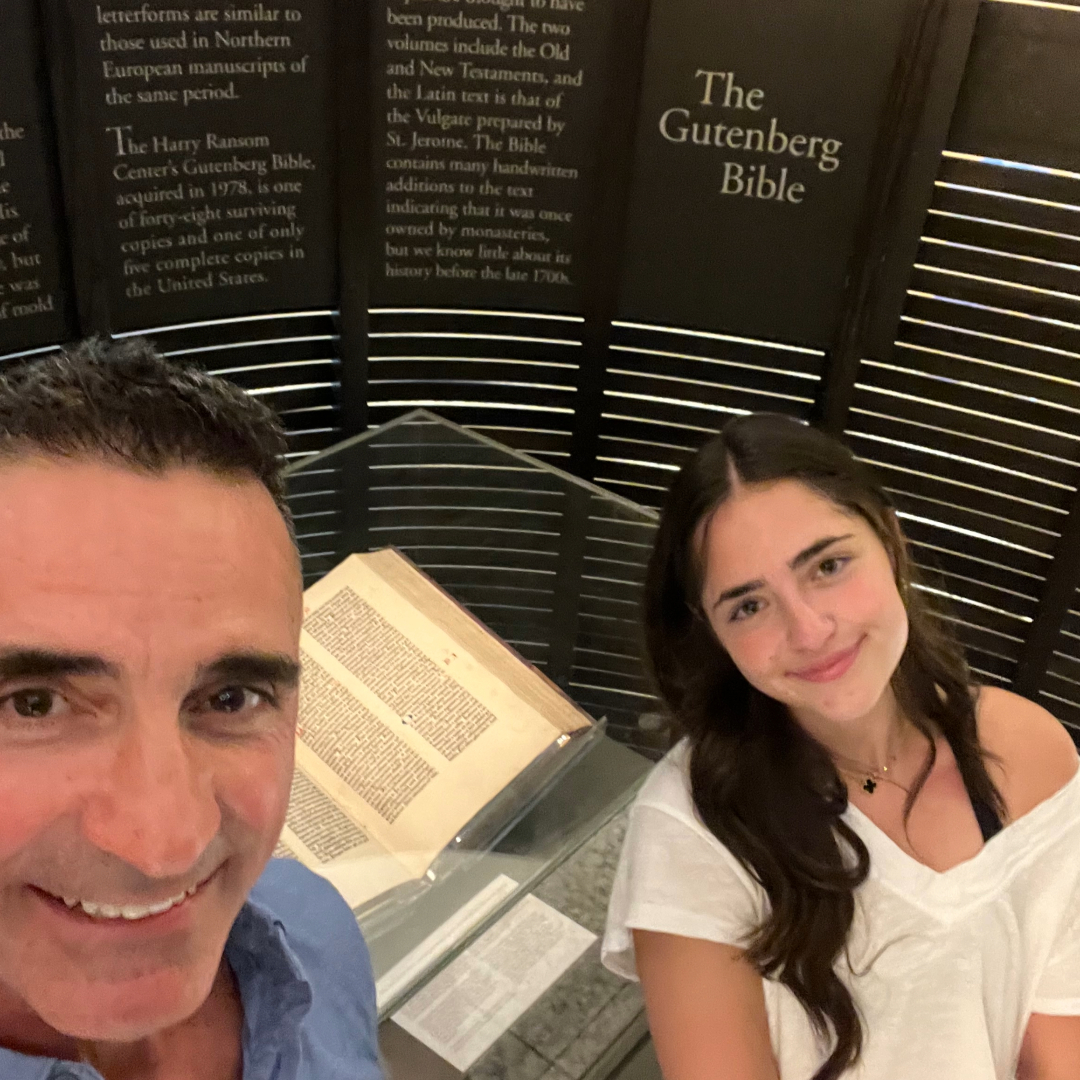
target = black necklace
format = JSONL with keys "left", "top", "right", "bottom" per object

{"left": 832, "top": 752, "right": 909, "bottom": 796}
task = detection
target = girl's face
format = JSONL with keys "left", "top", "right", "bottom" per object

{"left": 698, "top": 479, "right": 909, "bottom": 731}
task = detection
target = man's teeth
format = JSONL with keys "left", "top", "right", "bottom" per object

{"left": 59, "top": 884, "right": 199, "bottom": 920}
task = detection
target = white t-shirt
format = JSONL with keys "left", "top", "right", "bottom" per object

{"left": 602, "top": 738, "right": 1080, "bottom": 1079}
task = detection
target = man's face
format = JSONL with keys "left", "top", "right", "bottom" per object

{"left": 0, "top": 457, "right": 302, "bottom": 1042}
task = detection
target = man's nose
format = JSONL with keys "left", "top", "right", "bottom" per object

{"left": 81, "top": 715, "right": 220, "bottom": 879}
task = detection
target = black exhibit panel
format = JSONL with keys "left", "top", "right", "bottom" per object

{"left": 0, "top": 0, "right": 1079, "bottom": 749}
{"left": 369, "top": 0, "right": 617, "bottom": 311}
{"left": 41, "top": 0, "right": 337, "bottom": 332}
{"left": 617, "top": 0, "right": 911, "bottom": 347}
{"left": 362, "top": 0, "right": 625, "bottom": 462}
{"left": 946, "top": 0, "right": 1080, "bottom": 172}
{"left": 843, "top": 0, "right": 1080, "bottom": 726}
{"left": 0, "top": 0, "right": 73, "bottom": 355}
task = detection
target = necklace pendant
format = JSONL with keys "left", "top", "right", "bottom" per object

{"left": 863, "top": 777, "right": 878, "bottom": 794}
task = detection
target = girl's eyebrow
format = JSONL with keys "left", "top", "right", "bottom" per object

{"left": 712, "top": 534, "right": 855, "bottom": 609}
{"left": 789, "top": 534, "right": 854, "bottom": 571}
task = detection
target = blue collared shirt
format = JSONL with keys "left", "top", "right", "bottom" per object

{"left": 0, "top": 859, "right": 384, "bottom": 1080}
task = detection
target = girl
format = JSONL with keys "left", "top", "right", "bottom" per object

{"left": 602, "top": 413, "right": 1080, "bottom": 1079}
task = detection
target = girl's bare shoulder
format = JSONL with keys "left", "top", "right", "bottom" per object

{"left": 975, "top": 686, "right": 1079, "bottom": 819}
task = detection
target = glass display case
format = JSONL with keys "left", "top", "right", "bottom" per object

{"left": 282, "top": 410, "right": 664, "bottom": 1069}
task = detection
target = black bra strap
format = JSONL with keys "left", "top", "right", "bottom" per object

{"left": 971, "top": 794, "right": 1003, "bottom": 842}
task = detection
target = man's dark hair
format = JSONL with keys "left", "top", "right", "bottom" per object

{"left": 0, "top": 336, "right": 293, "bottom": 532}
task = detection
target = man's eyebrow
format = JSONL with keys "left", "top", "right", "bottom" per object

{"left": 0, "top": 650, "right": 302, "bottom": 689}
{"left": 712, "top": 534, "right": 855, "bottom": 609}
{"left": 196, "top": 652, "right": 302, "bottom": 688}
{"left": 0, "top": 649, "right": 120, "bottom": 682}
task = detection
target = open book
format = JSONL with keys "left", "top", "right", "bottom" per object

{"left": 274, "top": 548, "right": 594, "bottom": 909}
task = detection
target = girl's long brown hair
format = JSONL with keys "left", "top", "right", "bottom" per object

{"left": 643, "top": 413, "right": 1005, "bottom": 1079}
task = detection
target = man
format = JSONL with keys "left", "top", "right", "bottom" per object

{"left": 0, "top": 339, "right": 383, "bottom": 1080}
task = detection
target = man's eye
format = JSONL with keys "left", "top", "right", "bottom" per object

{"left": 205, "top": 686, "right": 267, "bottom": 714}
{"left": 1, "top": 689, "right": 64, "bottom": 720}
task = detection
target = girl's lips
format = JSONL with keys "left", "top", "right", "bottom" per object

{"left": 789, "top": 638, "right": 864, "bottom": 683}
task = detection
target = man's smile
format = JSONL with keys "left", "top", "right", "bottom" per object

{"left": 28, "top": 870, "right": 219, "bottom": 926}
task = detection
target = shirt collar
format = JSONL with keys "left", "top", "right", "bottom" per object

{"left": 227, "top": 890, "right": 314, "bottom": 1078}
{"left": 0, "top": 897, "right": 314, "bottom": 1080}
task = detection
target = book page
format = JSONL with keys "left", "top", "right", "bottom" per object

{"left": 296, "top": 550, "right": 593, "bottom": 876}
{"left": 362, "top": 548, "right": 593, "bottom": 737}
{"left": 275, "top": 766, "right": 416, "bottom": 908}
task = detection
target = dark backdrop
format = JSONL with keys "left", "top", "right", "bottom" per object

{"left": 3, "top": 0, "right": 1079, "bottom": 754}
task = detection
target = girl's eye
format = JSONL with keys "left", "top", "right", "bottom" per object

{"left": 730, "top": 598, "right": 763, "bottom": 623}
{"left": 818, "top": 556, "right": 849, "bottom": 577}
